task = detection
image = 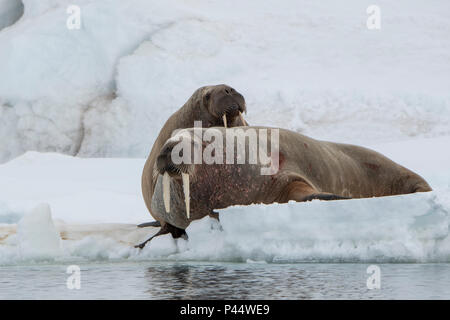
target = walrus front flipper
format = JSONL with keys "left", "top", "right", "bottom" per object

{"left": 135, "top": 223, "right": 187, "bottom": 249}
{"left": 208, "top": 211, "right": 224, "bottom": 231}
{"left": 137, "top": 221, "right": 161, "bottom": 228}
{"left": 301, "top": 193, "right": 350, "bottom": 202}
{"left": 208, "top": 211, "right": 220, "bottom": 221}
{"left": 281, "top": 180, "right": 350, "bottom": 203}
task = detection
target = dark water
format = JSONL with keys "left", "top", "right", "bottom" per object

{"left": 1, "top": 262, "right": 450, "bottom": 299}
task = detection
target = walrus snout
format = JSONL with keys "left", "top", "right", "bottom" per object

{"left": 156, "top": 146, "right": 173, "bottom": 175}
{"left": 156, "top": 138, "right": 195, "bottom": 177}
{"left": 225, "top": 104, "right": 242, "bottom": 116}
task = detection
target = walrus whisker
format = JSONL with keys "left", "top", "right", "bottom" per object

{"left": 179, "top": 164, "right": 189, "bottom": 175}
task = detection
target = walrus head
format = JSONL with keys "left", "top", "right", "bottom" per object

{"left": 197, "top": 84, "right": 247, "bottom": 128}
{"left": 155, "top": 130, "right": 201, "bottom": 220}
{"left": 154, "top": 127, "right": 261, "bottom": 224}
{"left": 152, "top": 127, "right": 278, "bottom": 228}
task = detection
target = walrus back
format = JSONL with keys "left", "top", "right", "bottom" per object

{"left": 334, "top": 142, "right": 432, "bottom": 195}
{"left": 276, "top": 128, "right": 431, "bottom": 198}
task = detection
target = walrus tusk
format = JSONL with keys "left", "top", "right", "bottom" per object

{"left": 222, "top": 114, "right": 227, "bottom": 128}
{"left": 182, "top": 172, "right": 190, "bottom": 219}
{"left": 163, "top": 172, "right": 170, "bottom": 213}
{"left": 239, "top": 111, "right": 245, "bottom": 125}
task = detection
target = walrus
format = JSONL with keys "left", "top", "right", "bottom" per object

{"left": 136, "top": 126, "right": 431, "bottom": 248}
{"left": 140, "top": 84, "right": 247, "bottom": 229}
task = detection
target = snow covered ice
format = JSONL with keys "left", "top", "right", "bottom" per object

{"left": 17, "top": 203, "right": 62, "bottom": 260}
{"left": 1, "top": 0, "right": 450, "bottom": 265}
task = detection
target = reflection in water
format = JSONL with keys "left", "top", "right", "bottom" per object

{"left": 145, "top": 264, "right": 261, "bottom": 299}
{"left": 1, "top": 263, "right": 450, "bottom": 299}
{"left": 143, "top": 263, "right": 370, "bottom": 300}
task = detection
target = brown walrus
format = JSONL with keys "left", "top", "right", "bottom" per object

{"left": 136, "top": 126, "right": 432, "bottom": 248}
{"left": 140, "top": 85, "right": 247, "bottom": 229}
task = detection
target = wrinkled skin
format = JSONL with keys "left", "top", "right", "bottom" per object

{"left": 150, "top": 126, "right": 431, "bottom": 232}
{"left": 141, "top": 85, "right": 248, "bottom": 229}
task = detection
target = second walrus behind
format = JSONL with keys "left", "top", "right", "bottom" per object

{"left": 141, "top": 84, "right": 248, "bottom": 228}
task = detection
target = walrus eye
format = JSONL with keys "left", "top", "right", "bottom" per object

{"left": 205, "top": 93, "right": 211, "bottom": 101}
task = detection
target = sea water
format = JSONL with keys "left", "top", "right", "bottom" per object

{"left": 1, "top": 262, "right": 450, "bottom": 299}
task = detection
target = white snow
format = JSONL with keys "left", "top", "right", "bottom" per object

{"left": 1, "top": 0, "right": 450, "bottom": 162}
{"left": 0, "top": 151, "right": 147, "bottom": 224}
{"left": 17, "top": 203, "right": 62, "bottom": 260}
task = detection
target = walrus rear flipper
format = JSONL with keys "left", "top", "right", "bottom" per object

{"left": 135, "top": 223, "right": 187, "bottom": 249}
{"left": 281, "top": 179, "right": 350, "bottom": 203}
{"left": 137, "top": 221, "right": 161, "bottom": 228}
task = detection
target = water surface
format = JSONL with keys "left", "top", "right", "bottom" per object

{"left": 1, "top": 262, "right": 449, "bottom": 299}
